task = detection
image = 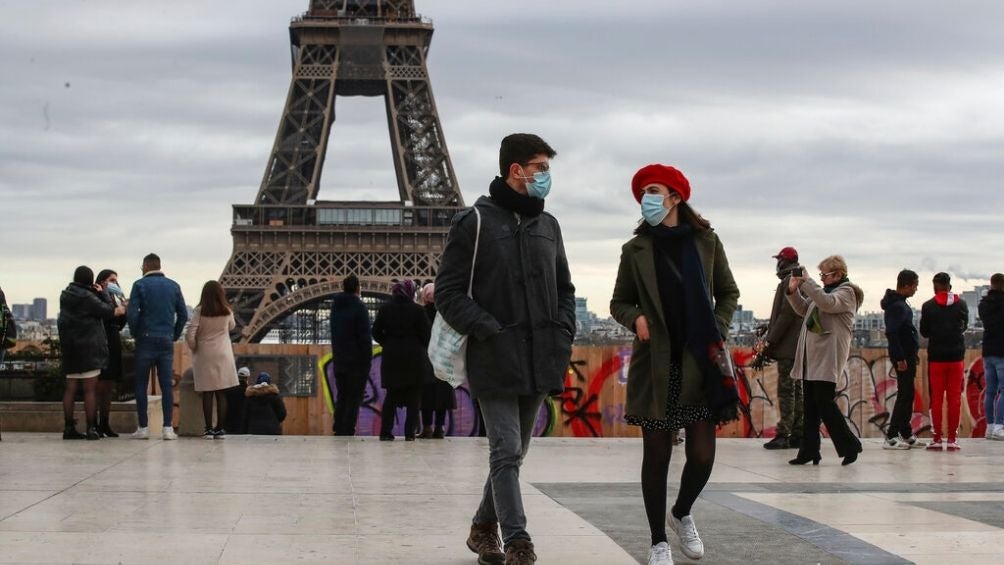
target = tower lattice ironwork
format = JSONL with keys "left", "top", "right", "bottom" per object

{"left": 219, "top": 0, "right": 463, "bottom": 343}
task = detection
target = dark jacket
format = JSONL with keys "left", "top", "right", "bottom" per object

{"left": 100, "top": 290, "right": 127, "bottom": 379}
{"left": 610, "top": 228, "right": 739, "bottom": 418}
{"left": 979, "top": 289, "right": 1004, "bottom": 357}
{"left": 372, "top": 296, "right": 432, "bottom": 389}
{"left": 126, "top": 272, "right": 187, "bottom": 340}
{"left": 881, "top": 288, "right": 919, "bottom": 363}
{"left": 57, "top": 282, "right": 116, "bottom": 374}
{"left": 224, "top": 382, "right": 248, "bottom": 434}
{"left": 243, "top": 383, "right": 286, "bottom": 435}
{"left": 435, "top": 187, "right": 576, "bottom": 399}
{"left": 329, "top": 292, "right": 372, "bottom": 370}
{"left": 766, "top": 270, "right": 803, "bottom": 360}
{"left": 919, "top": 292, "right": 968, "bottom": 362}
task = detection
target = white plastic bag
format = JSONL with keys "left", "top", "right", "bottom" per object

{"left": 428, "top": 207, "right": 481, "bottom": 389}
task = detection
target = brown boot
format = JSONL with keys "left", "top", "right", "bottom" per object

{"left": 466, "top": 522, "right": 504, "bottom": 565}
{"left": 504, "top": 539, "right": 536, "bottom": 564}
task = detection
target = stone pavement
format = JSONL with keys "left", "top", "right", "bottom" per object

{"left": 0, "top": 434, "right": 1001, "bottom": 564}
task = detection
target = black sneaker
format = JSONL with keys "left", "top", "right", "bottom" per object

{"left": 763, "top": 435, "right": 790, "bottom": 450}
{"left": 213, "top": 428, "right": 227, "bottom": 440}
{"left": 202, "top": 427, "right": 215, "bottom": 440}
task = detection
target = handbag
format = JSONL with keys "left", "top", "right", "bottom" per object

{"left": 427, "top": 206, "right": 481, "bottom": 388}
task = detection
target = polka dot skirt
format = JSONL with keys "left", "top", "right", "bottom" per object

{"left": 625, "top": 362, "right": 714, "bottom": 431}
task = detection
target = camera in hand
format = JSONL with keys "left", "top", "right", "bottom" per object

{"left": 793, "top": 267, "right": 805, "bottom": 278}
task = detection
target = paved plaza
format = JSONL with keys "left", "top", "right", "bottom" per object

{"left": 0, "top": 434, "right": 1002, "bottom": 564}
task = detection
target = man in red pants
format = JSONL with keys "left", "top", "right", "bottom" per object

{"left": 919, "top": 272, "right": 969, "bottom": 451}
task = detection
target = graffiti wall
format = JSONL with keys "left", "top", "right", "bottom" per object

{"left": 174, "top": 344, "right": 992, "bottom": 438}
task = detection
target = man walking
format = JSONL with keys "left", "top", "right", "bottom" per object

{"left": 329, "top": 274, "right": 372, "bottom": 436}
{"left": 881, "top": 269, "right": 921, "bottom": 449}
{"left": 978, "top": 273, "right": 1004, "bottom": 440}
{"left": 761, "top": 247, "right": 804, "bottom": 449}
{"left": 919, "top": 272, "right": 968, "bottom": 451}
{"left": 126, "top": 253, "right": 187, "bottom": 440}
{"left": 436, "top": 133, "right": 575, "bottom": 565}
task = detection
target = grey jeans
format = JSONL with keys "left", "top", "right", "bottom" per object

{"left": 473, "top": 393, "right": 546, "bottom": 544}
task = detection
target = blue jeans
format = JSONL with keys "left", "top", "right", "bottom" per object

{"left": 985, "top": 356, "right": 1004, "bottom": 426}
{"left": 134, "top": 337, "right": 174, "bottom": 428}
{"left": 473, "top": 393, "right": 546, "bottom": 544}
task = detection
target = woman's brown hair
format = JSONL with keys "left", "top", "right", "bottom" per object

{"left": 198, "top": 280, "right": 232, "bottom": 317}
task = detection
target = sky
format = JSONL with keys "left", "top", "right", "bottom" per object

{"left": 2, "top": 0, "right": 1004, "bottom": 322}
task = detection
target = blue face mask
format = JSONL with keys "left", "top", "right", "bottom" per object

{"left": 641, "top": 193, "right": 670, "bottom": 226}
{"left": 521, "top": 169, "right": 551, "bottom": 200}
{"left": 106, "top": 282, "right": 124, "bottom": 297}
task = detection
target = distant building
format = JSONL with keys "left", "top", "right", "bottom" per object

{"left": 575, "top": 297, "right": 597, "bottom": 334}
{"left": 731, "top": 305, "right": 755, "bottom": 331}
{"left": 31, "top": 298, "right": 47, "bottom": 321}
{"left": 854, "top": 311, "right": 884, "bottom": 332}
{"left": 961, "top": 285, "right": 988, "bottom": 329}
{"left": 11, "top": 304, "right": 30, "bottom": 320}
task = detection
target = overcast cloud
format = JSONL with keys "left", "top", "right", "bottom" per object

{"left": 2, "top": 0, "right": 1003, "bottom": 320}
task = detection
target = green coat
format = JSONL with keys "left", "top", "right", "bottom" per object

{"left": 609, "top": 229, "right": 740, "bottom": 420}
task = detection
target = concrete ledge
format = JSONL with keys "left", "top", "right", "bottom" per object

{"left": 0, "top": 398, "right": 163, "bottom": 433}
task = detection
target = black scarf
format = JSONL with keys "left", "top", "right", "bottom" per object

{"left": 650, "top": 223, "right": 739, "bottom": 425}
{"left": 488, "top": 177, "right": 544, "bottom": 217}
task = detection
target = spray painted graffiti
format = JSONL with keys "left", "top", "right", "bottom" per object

{"left": 316, "top": 345, "right": 985, "bottom": 438}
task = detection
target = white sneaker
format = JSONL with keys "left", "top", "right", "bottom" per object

{"left": 162, "top": 427, "right": 178, "bottom": 441}
{"left": 882, "top": 437, "right": 910, "bottom": 450}
{"left": 130, "top": 427, "right": 150, "bottom": 440}
{"left": 992, "top": 427, "right": 1004, "bottom": 441}
{"left": 669, "top": 513, "right": 704, "bottom": 560}
{"left": 648, "top": 541, "right": 674, "bottom": 565}
{"left": 985, "top": 424, "right": 996, "bottom": 439}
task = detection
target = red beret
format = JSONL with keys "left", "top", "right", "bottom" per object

{"left": 631, "top": 164, "right": 691, "bottom": 203}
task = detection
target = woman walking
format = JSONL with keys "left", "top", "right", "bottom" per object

{"left": 610, "top": 164, "right": 740, "bottom": 565}
{"left": 95, "top": 269, "right": 127, "bottom": 437}
{"left": 185, "top": 280, "right": 239, "bottom": 439}
{"left": 58, "top": 266, "right": 125, "bottom": 440}
{"left": 373, "top": 279, "right": 431, "bottom": 441}
{"left": 786, "top": 255, "right": 864, "bottom": 466}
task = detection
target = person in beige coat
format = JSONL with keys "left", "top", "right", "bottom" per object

{"left": 786, "top": 255, "right": 864, "bottom": 466}
{"left": 185, "top": 281, "right": 238, "bottom": 439}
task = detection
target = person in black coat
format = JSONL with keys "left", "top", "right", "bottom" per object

{"left": 243, "top": 372, "right": 286, "bottom": 435}
{"left": 417, "top": 283, "right": 457, "bottom": 439}
{"left": 373, "top": 279, "right": 431, "bottom": 441}
{"left": 95, "top": 269, "right": 127, "bottom": 437}
{"left": 224, "top": 366, "right": 250, "bottom": 434}
{"left": 880, "top": 269, "right": 920, "bottom": 448}
{"left": 919, "top": 272, "right": 969, "bottom": 449}
{"left": 329, "top": 274, "right": 372, "bottom": 436}
{"left": 979, "top": 273, "right": 1004, "bottom": 439}
{"left": 57, "top": 266, "right": 125, "bottom": 440}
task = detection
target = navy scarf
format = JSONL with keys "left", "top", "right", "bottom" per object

{"left": 651, "top": 224, "right": 739, "bottom": 424}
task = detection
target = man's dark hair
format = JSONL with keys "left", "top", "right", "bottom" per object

{"left": 143, "top": 253, "right": 161, "bottom": 270}
{"left": 933, "top": 272, "right": 951, "bottom": 288}
{"left": 896, "top": 269, "right": 919, "bottom": 289}
{"left": 73, "top": 265, "right": 94, "bottom": 286}
{"left": 342, "top": 274, "right": 360, "bottom": 294}
{"left": 991, "top": 273, "right": 1004, "bottom": 290}
{"left": 498, "top": 133, "right": 556, "bottom": 178}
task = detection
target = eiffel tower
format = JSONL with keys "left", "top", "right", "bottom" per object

{"left": 219, "top": 0, "right": 463, "bottom": 343}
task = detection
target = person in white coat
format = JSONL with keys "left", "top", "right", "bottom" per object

{"left": 185, "top": 280, "right": 238, "bottom": 439}
{"left": 786, "top": 255, "right": 864, "bottom": 466}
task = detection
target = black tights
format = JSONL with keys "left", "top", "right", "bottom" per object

{"left": 202, "top": 391, "right": 228, "bottom": 430}
{"left": 641, "top": 420, "right": 716, "bottom": 545}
